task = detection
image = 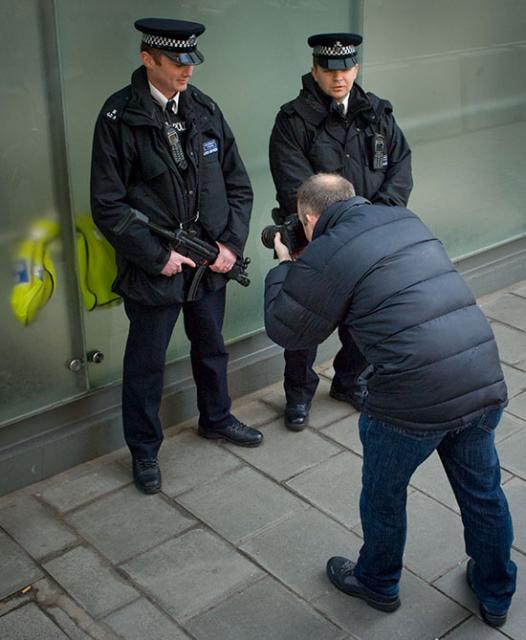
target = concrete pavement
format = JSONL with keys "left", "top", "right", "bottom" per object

{"left": 1, "top": 280, "right": 526, "bottom": 640}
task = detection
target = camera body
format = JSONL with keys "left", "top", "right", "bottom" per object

{"left": 261, "top": 210, "right": 308, "bottom": 254}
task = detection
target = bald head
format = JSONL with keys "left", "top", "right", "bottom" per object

{"left": 297, "top": 173, "right": 355, "bottom": 218}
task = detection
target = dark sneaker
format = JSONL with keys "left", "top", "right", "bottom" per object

{"left": 466, "top": 559, "right": 508, "bottom": 627}
{"left": 132, "top": 458, "right": 161, "bottom": 494}
{"left": 284, "top": 403, "right": 311, "bottom": 431}
{"left": 198, "top": 418, "right": 263, "bottom": 447}
{"left": 326, "top": 556, "right": 401, "bottom": 612}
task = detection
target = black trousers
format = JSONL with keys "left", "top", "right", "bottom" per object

{"left": 122, "top": 288, "right": 231, "bottom": 459}
{"left": 284, "top": 324, "right": 367, "bottom": 404}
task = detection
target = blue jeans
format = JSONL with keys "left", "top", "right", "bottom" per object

{"left": 354, "top": 408, "right": 516, "bottom": 614}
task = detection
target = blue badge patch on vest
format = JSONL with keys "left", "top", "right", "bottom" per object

{"left": 203, "top": 138, "right": 219, "bottom": 156}
{"left": 383, "top": 154, "right": 388, "bottom": 167}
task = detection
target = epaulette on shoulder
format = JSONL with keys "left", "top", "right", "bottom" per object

{"left": 189, "top": 85, "right": 216, "bottom": 114}
{"left": 101, "top": 87, "right": 131, "bottom": 123}
{"left": 280, "top": 101, "right": 296, "bottom": 116}
{"left": 366, "top": 92, "right": 393, "bottom": 115}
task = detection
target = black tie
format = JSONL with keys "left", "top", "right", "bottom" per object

{"left": 332, "top": 101, "right": 345, "bottom": 119}
{"left": 164, "top": 100, "right": 187, "bottom": 170}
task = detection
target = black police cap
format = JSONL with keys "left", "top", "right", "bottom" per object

{"left": 308, "top": 33, "right": 362, "bottom": 70}
{"left": 135, "top": 18, "right": 205, "bottom": 65}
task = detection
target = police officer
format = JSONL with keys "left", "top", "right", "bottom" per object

{"left": 91, "top": 18, "right": 263, "bottom": 495}
{"left": 269, "top": 33, "right": 413, "bottom": 431}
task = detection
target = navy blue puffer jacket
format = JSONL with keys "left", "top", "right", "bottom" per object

{"left": 265, "top": 197, "right": 507, "bottom": 433}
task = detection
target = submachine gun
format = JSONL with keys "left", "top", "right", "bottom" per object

{"left": 116, "top": 209, "right": 250, "bottom": 301}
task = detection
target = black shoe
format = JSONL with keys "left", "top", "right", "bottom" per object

{"left": 329, "top": 383, "right": 367, "bottom": 412}
{"left": 326, "top": 557, "right": 401, "bottom": 612}
{"left": 285, "top": 403, "right": 311, "bottom": 431}
{"left": 132, "top": 458, "right": 161, "bottom": 494}
{"left": 198, "top": 418, "right": 263, "bottom": 447}
{"left": 466, "top": 559, "right": 508, "bottom": 627}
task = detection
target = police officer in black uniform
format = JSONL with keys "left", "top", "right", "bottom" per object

{"left": 91, "top": 18, "right": 263, "bottom": 494}
{"left": 269, "top": 33, "right": 413, "bottom": 431}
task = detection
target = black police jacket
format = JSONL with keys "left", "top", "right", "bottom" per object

{"left": 91, "top": 66, "right": 252, "bottom": 305}
{"left": 269, "top": 74, "right": 412, "bottom": 216}
{"left": 265, "top": 198, "right": 507, "bottom": 433}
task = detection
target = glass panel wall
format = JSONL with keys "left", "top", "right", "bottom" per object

{"left": 0, "top": 1, "right": 87, "bottom": 424}
{"left": 362, "top": 0, "right": 526, "bottom": 257}
{"left": 54, "top": 0, "right": 355, "bottom": 388}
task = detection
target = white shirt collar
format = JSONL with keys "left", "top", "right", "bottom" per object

{"left": 336, "top": 93, "right": 350, "bottom": 116}
{"left": 148, "top": 81, "right": 180, "bottom": 113}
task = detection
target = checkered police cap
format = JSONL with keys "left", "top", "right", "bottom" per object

{"left": 308, "top": 33, "right": 362, "bottom": 70}
{"left": 135, "top": 18, "right": 205, "bottom": 65}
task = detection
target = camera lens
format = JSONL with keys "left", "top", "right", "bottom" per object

{"left": 261, "top": 225, "right": 279, "bottom": 249}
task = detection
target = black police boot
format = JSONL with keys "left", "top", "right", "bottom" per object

{"left": 284, "top": 403, "right": 311, "bottom": 431}
{"left": 198, "top": 417, "right": 263, "bottom": 447}
{"left": 326, "top": 557, "right": 401, "bottom": 612}
{"left": 329, "top": 382, "right": 368, "bottom": 412}
{"left": 132, "top": 458, "right": 161, "bottom": 494}
{"left": 466, "top": 559, "right": 508, "bottom": 627}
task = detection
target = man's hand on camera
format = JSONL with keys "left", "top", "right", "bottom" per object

{"left": 273, "top": 232, "right": 292, "bottom": 263}
{"left": 161, "top": 250, "right": 196, "bottom": 276}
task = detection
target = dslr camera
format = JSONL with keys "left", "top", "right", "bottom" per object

{"left": 261, "top": 209, "right": 308, "bottom": 254}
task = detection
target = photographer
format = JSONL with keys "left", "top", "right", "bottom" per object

{"left": 269, "top": 32, "right": 412, "bottom": 431}
{"left": 264, "top": 173, "right": 515, "bottom": 627}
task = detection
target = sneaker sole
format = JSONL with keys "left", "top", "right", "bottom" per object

{"left": 327, "top": 571, "right": 401, "bottom": 612}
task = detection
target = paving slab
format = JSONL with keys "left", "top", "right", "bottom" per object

{"left": 186, "top": 576, "right": 345, "bottom": 640}
{"left": 225, "top": 417, "right": 341, "bottom": 481}
{"left": 240, "top": 507, "right": 363, "bottom": 602}
{"left": 515, "top": 357, "right": 526, "bottom": 372}
{"left": 501, "top": 363, "right": 526, "bottom": 399}
{"left": 44, "top": 546, "right": 138, "bottom": 619}
{"left": 506, "top": 390, "right": 526, "bottom": 421}
{"left": 0, "top": 529, "right": 44, "bottom": 600}
{"left": 321, "top": 412, "right": 362, "bottom": 455}
{"left": 0, "top": 495, "right": 77, "bottom": 560}
{"left": 159, "top": 431, "right": 243, "bottom": 497}
{"left": 121, "top": 528, "right": 262, "bottom": 622}
{"left": 503, "top": 477, "right": 526, "bottom": 554}
{"left": 66, "top": 485, "right": 195, "bottom": 564}
{"left": 45, "top": 606, "right": 93, "bottom": 640}
{"left": 491, "top": 322, "right": 526, "bottom": 365}
{"left": 404, "top": 491, "right": 466, "bottom": 582}
{"left": 176, "top": 467, "right": 306, "bottom": 544}
{"left": 230, "top": 398, "right": 281, "bottom": 427}
{"left": 39, "top": 462, "right": 130, "bottom": 513}
{"left": 496, "top": 411, "right": 526, "bottom": 443}
{"left": 409, "top": 451, "right": 460, "bottom": 513}
{"left": 509, "top": 279, "right": 526, "bottom": 296}
{"left": 314, "top": 569, "right": 468, "bottom": 640}
{"left": 286, "top": 451, "right": 363, "bottom": 529}
{"left": 307, "top": 386, "right": 357, "bottom": 429}
{"left": 497, "top": 428, "right": 526, "bottom": 479}
{"left": 426, "top": 615, "right": 508, "bottom": 639}
{"left": 103, "top": 598, "right": 191, "bottom": 640}
{"left": 0, "top": 602, "right": 69, "bottom": 640}
{"left": 483, "top": 293, "right": 526, "bottom": 331}
{"left": 434, "top": 552, "right": 526, "bottom": 640}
